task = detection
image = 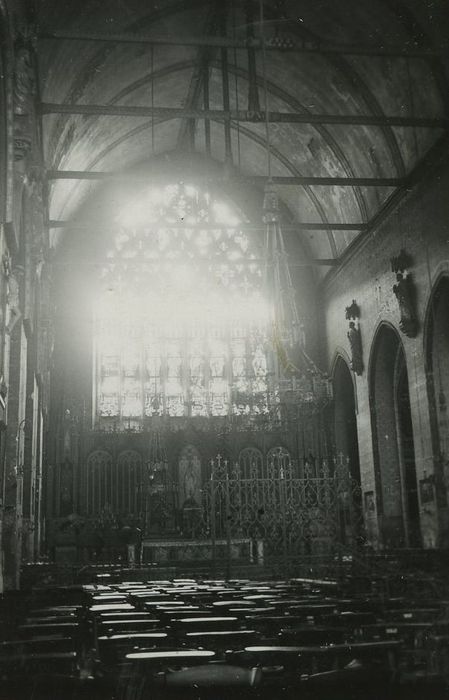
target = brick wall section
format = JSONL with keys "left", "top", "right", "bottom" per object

{"left": 321, "top": 154, "right": 449, "bottom": 549}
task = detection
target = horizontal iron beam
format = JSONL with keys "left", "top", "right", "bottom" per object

{"left": 46, "top": 170, "right": 403, "bottom": 187}
{"left": 295, "top": 222, "right": 367, "bottom": 231}
{"left": 39, "top": 102, "right": 447, "bottom": 129}
{"left": 38, "top": 31, "right": 448, "bottom": 59}
{"left": 52, "top": 257, "right": 339, "bottom": 268}
{"left": 47, "top": 219, "right": 366, "bottom": 232}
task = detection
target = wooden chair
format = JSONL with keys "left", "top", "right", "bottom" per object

{"left": 279, "top": 625, "right": 348, "bottom": 646}
{"left": 183, "top": 629, "right": 260, "bottom": 653}
{"left": 321, "top": 611, "right": 378, "bottom": 629}
{"left": 0, "top": 636, "right": 76, "bottom": 656}
{"left": 97, "top": 631, "right": 169, "bottom": 668}
{"left": 122, "top": 649, "right": 218, "bottom": 700}
{"left": 226, "top": 645, "right": 304, "bottom": 670}
{"left": 156, "top": 664, "right": 262, "bottom": 688}
{"left": 98, "top": 618, "right": 162, "bottom": 635}
{"left": 98, "top": 611, "right": 154, "bottom": 620}
{"left": 126, "top": 649, "right": 216, "bottom": 665}
{"left": 89, "top": 603, "right": 135, "bottom": 613}
{"left": 18, "top": 621, "right": 80, "bottom": 639}
{"left": 171, "top": 616, "right": 241, "bottom": 632}
{"left": 0, "top": 651, "right": 78, "bottom": 678}
{"left": 302, "top": 657, "right": 393, "bottom": 693}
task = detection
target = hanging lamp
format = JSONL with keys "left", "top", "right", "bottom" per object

{"left": 259, "top": 2, "right": 332, "bottom": 417}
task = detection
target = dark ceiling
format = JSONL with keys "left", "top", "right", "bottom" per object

{"left": 35, "top": 0, "right": 449, "bottom": 270}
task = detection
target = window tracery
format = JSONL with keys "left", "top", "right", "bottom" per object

{"left": 94, "top": 183, "right": 270, "bottom": 425}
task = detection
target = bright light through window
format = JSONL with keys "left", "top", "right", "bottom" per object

{"left": 94, "top": 183, "right": 272, "bottom": 424}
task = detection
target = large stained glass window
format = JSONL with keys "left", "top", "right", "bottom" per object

{"left": 94, "top": 183, "right": 271, "bottom": 425}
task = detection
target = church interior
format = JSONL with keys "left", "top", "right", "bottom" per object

{"left": 1, "top": 0, "right": 449, "bottom": 697}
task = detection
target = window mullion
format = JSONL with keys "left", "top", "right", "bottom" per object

{"left": 183, "top": 332, "right": 189, "bottom": 418}
{"left": 161, "top": 333, "right": 167, "bottom": 416}
{"left": 205, "top": 331, "right": 211, "bottom": 417}
{"left": 140, "top": 321, "right": 145, "bottom": 424}
{"left": 118, "top": 315, "right": 123, "bottom": 426}
{"left": 226, "top": 325, "right": 232, "bottom": 417}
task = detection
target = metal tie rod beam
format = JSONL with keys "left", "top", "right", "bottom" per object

{"left": 38, "top": 103, "right": 447, "bottom": 129}
{"left": 47, "top": 219, "right": 367, "bottom": 232}
{"left": 46, "top": 170, "right": 403, "bottom": 187}
{"left": 51, "top": 257, "right": 339, "bottom": 268}
{"left": 38, "top": 31, "right": 449, "bottom": 59}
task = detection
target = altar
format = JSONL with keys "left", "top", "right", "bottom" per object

{"left": 141, "top": 538, "right": 253, "bottom": 565}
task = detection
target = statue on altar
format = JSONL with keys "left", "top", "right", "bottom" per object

{"left": 178, "top": 445, "right": 202, "bottom": 507}
{"left": 177, "top": 446, "right": 203, "bottom": 537}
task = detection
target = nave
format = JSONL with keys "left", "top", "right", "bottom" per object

{"left": 2, "top": 0, "right": 449, "bottom": 696}
{"left": 2, "top": 568, "right": 449, "bottom": 699}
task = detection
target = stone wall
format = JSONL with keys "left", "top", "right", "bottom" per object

{"left": 0, "top": 4, "right": 54, "bottom": 589}
{"left": 321, "top": 148, "right": 449, "bottom": 549}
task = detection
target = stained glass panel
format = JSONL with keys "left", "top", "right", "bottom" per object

{"left": 94, "top": 183, "right": 270, "bottom": 424}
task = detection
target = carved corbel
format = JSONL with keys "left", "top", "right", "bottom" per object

{"left": 391, "top": 249, "right": 418, "bottom": 337}
{"left": 345, "top": 300, "right": 363, "bottom": 375}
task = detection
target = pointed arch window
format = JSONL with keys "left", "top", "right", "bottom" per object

{"left": 86, "top": 450, "right": 112, "bottom": 515}
{"left": 94, "top": 183, "right": 270, "bottom": 425}
{"left": 267, "top": 446, "right": 291, "bottom": 476}
{"left": 238, "top": 447, "right": 264, "bottom": 478}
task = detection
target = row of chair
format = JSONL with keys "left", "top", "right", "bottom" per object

{"left": 1, "top": 572, "right": 449, "bottom": 699}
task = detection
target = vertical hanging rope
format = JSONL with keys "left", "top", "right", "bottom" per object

{"left": 259, "top": 0, "right": 272, "bottom": 179}
{"left": 405, "top": 57, "right": 419, "bottom": 161}
{"left": 221, "top": 47, "right": 233, "bottom": 163}
{"left": 151, "top": 46, "right": 155, "bottom": 154}
{"left": 203, "top": 60, "right": 211, "bottom": 156}
{"left": 232, "top": 0, "right": 241, "bottom": 169}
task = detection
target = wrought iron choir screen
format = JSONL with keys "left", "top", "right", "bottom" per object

{"left": 198, "top": 452, "right": 364, "bottom": 570}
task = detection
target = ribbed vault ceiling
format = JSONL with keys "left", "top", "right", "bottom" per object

{"left": 35, "top": 0, "right": 449, "bottom": 271}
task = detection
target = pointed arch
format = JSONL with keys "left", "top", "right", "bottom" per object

{"left": 86, "top": 449, "right": 112, "bottom": 515}
{"left": 332, "top": 355, "right": 361, "bottom": 485}
{"left": 369, "top": 323, "right": 420, "bottom": 547}
{"left": 238, "top": 447, "right": 264, "bottom": 479}
{"left": 116, "top": 450, "right": 143, "bottom": 515}
{"left": 424, "top": 274, "right": 449, "bottom": 508}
